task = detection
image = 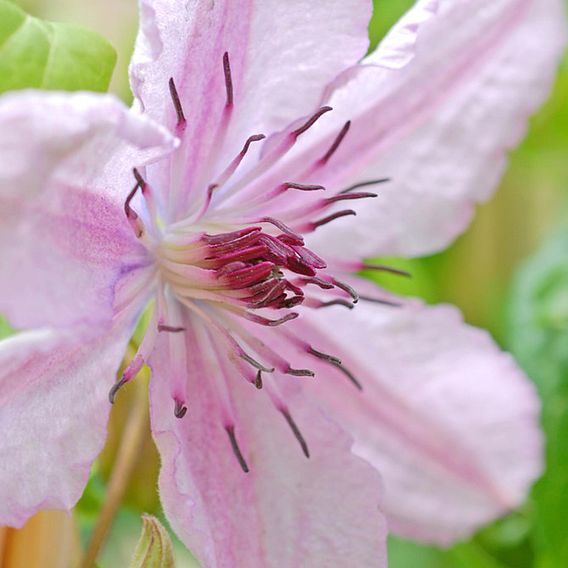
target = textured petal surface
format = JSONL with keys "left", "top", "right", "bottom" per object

{"left": 292, "top": 292, "right": 542, "bottom": 544}
{"left": 130, "top": 0, "right": 371, "bottom": 215}
{"left": 0, "top": 91, "right": 174, "bottom": 329}
{"left": 259, "top": 0, "right": 566, "bottom": 259}
{"left": 149, "top": 311, "right": 387, "bottom": 568}
{"left": 0, "top": 322, "right": 132, "bottom": 527}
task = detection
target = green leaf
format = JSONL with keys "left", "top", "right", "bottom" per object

{"left": 0, "top": 0, "right": 116, "bottom": 93}
{"left": 506, "top": 229, "right": 568, "bottom": 568}
{"left": 388, "top": 537, "right": 511, "bottom": 568}
{"left": 130, "top": 515, "right": 175, "bottom": 568}
{"left": 0, "top": 316, "right": 14, "bottom": 340}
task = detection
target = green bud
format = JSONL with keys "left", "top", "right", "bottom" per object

{"left": 129, "top": 515, "right": 175, "bottom": 568}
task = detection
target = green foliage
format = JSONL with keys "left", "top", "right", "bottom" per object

{"left": 369, "top": 0, "right": 414, "bottom": 53}
{"left": 0, "top": 0, "right": 116, "bottom": 93}
{"left": 0, "top": 316, "right": 14, "bottom": 340}
{"left": 506, "top": 229, "right": 568, "bottom": 568}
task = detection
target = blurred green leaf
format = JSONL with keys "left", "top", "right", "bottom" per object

{"left": 506, "top": 229, "right": 568, "bottom": 568}
{"left": 0, "top": 316, "right": 14, "bottom": 340}
{"left": 0, "top": 0, "right": 116, "bottom": 93}
{"left": 369, "top": 0, "right": 414, "bottom": 53}
{"left": 389, "top": 536, "right": 511, "bottom": 568}
{"left": 130, "top": 515, "right": 175, "bottom": 568}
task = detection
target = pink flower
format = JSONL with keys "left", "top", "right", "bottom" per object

{"left": 0, "top": 0, "right": 565, "bottom": 565}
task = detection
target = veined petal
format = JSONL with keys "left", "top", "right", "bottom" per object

{"left": 0, "top": 321, "right": 133, "bottom": 527}
{"left": 0, "top": 91, "right": 174, "bottom": 329}
{"left": 148, "top": 311, "right": 387, "bottom": 568}
{"left": 264, "top": 0, "right": 566, "bottom": 258}
{"left": 293, "top": 294, "right": 542, "bottom": 544}
{"left": 130, "top": 0, "right": 372, "bottom": 215}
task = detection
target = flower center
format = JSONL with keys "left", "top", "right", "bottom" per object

{"left": 110, "top": 52, "right": 404, "bottom": 472}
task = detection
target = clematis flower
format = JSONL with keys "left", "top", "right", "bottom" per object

{"left": 0, "top": 0, "right": 565, "bottom": 566}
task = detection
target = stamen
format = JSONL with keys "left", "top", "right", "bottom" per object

{"left": 317, "top": 299, "right": 354, "bottom": 310}
{"left": 254, "top": 370, "right": 263, "bottom": 390}
{"left": 310, "top": 209, "right": 356, "bottom": 231}
{"left": 308, "top": 346, "right": 341, "bottom": 366}
{"left": 132, "top": 168, "right": 146, "bottom": 190}
{"left": 331, "top": 278, "right": 359, "bottom": 303}
{"left": 223, "top": 52, "right": 234, "bottom": 107}
{"left": 259, "top": 217, "right": 304, "bottom": 245}
{"left": 174, "top": 399, "right": 188, "bottom": 419}
{"left": 239, "top": 351, "right": 275, "bottom": 373}
{"left": 339, "top": 178, "right": 391, "bottom": 195}
{"left": 158, "top": 324, "right": 186, "bottom": 333}
{"left": 319, "top": 120, "right": 350, "bottom": 164}
{"left": 323, "top": 191, "right": 378, "bottom": 204}
{"left": 108, "top": 352, "right": 145, "bottom": 404}
{"left": 359, "top": 296, "right": 403, "bottom": 307}
{"left": 279, "top": 408, "right": 310, "bottom": 458}
{"left": 283, "top": 182, "right": 326, "bottom": 192}
{"left": 298, "top": 276, "right": 334, "bottom": 290}
{"left": 292, "top": 106, "right": 332, "bottom": 137}
{"left": 226, "top": 425, "right": 249, "bottom": 473}
{"left": 241, "top": 133, "right": 265, "bottom": 155}
{"left": 245, "top": 312, "right": 299, "bottom": 327}
{"left": 168, "top": 77, "right": 186, "bottom": 128}
{"left": 285, "top": 367, "right": 315, "bottom": 377}
{"left": 124, "top": 180, "right": 141, "bottom": 218}
{"left": 308, "top": 347, "right": 362, "bottom": 391}
{"left": 361, "top": 263, "right": 411, "bottom": 278}
{"left": 210, "top": 134, "right": 265, "bottom": 190}
{"left": 108, "top": 376, "right": 128, "bottom": 404}
{"left": 123, "top": 179, "right": 145, "bottom": 238}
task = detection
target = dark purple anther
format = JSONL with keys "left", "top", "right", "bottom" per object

{"left": 239, "top": 350, "right": 275, "bottom": 373}
{"left": 223, "top": 52, "right": 234, "bottom": 107}
{"left": 108, "top": 376, "right": 128, "bottom": 404}
{"left": 318, "top": 299, "right": 354, "bottom": 310}
{"left": 226, "top": 425, "right": 249, "bottom": 473}
{"left": 319, "top": 120, "right": 351, "bottom": 164}
{"left": 280, "top": 408, "right": 310, "bottom": 458}
{"left": 168, "top": 77, "right": 186, "bottom": 128}
{"left": 283, "top": 182, "right": 326, "bottom": 192}
{"left": 339, "top": 177, "right": 391, "bottom": 195}
{"left": 174, "top": 399, "right": 188, "bottom": 419}
{"left": 308, "top": 346, "right": 362, "bottom": 390}
{"left": 331, "top": 278, "right": 359, "bottom": 303}
{"left": 240, "top": 134, "right": 265, "bottom": 155}
{"left": 311, "top": 209, "right": 356, "bottom": 230}
{"left": 285, "top": 367, "right": 315, "bottom": 378}
{"left": 358, "top": 296, "right": 403, "bottom": 308}
{"left": 124, "top": 181, "right": 141, "bottom": 219}
{"left": 324, "top": 191, "right": 378, "bottom": 205}
{"left": 292, "top": 106, "right": 332, "bottom": 137}
{"left": 158, "top": 324, "right": 186, "bottom": 333}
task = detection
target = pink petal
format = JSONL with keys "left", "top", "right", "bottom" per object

{"left": 0, "top": 321, "right": 132, "bottom": 527}
{"left": 272, "top": 0, "right": 566, "bottom": 258}
{"left": 130, "top": 0, "right": 372, "bottom": 216}
{"left": 149, "top": 312, "right": 387, "bottom": 567}
{"left": 294, "top": 294, "right": 542, "bottom": 544}
{"left": 0, "top": 91, "right": 175, "bottom": 329}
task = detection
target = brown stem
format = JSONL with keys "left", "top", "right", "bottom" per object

{"left": 80, "top": 378, "right": 149, "bottom": 568}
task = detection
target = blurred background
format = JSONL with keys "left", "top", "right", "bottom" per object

{"left": 1, "top": 0, "right": 567, "bottom": 566}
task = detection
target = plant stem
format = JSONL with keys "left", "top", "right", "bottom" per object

{"left": 80, "top": 378, "right": 149, "bottom": 568}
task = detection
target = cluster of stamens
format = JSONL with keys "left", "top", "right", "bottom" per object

{"left": 110, "top": 52, "right": 408, "bottom": 472}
